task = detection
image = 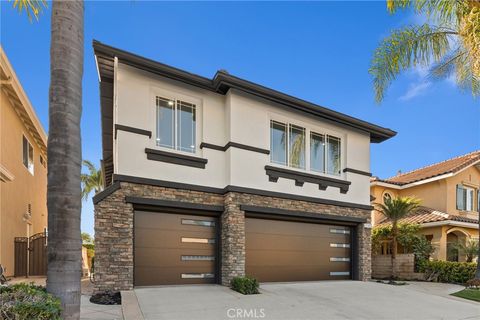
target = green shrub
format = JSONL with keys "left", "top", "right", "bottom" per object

{"left": 0, "top": 283, "right": 62, "bottom": 320}
{"left": 419, "top": 260, "right": 477, "bottom": 284}
{"left": 230, "top": 276, "right": 259, "bottom": 295}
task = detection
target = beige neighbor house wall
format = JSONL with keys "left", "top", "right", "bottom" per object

{"left": 0, "top": 47, "right": 48, "bottom": 277}
{"left": 371, "top": 165, "right": 480, "bottom": 262}
{"left": 445, "top": 167, "right": 480, "bottom": 219}
{"left": 371, "top": 181, "right": 449, "bottom": 225}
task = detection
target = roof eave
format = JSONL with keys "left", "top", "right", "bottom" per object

{"left": 420, "top": 220, "right": 479, "bottom": 229}
{"left": 93, "top": 40, "right": 396, "bottom": 144}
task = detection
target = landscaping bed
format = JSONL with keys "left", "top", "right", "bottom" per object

{"left": 0, "top": 283, "right": 62, "bottom": 320}
{"left": 89, "top": 290, "right": 121, "bottom": 305}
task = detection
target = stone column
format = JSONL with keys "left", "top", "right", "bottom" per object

{"left": 357, "top": 222, "right": 372, "bottom": 281}
{"left": 93, "top": 186, "right": 134, "bottom": 292}
{"left": 221, "top": 192, "right": 245, "bottom": 286}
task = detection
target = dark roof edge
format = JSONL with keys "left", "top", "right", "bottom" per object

{"left": 93, "top": 40, "right": 396, "bottom": 143}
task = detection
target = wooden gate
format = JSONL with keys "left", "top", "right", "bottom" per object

{"left": 29, "top": 232, "right": 47, "bottom": 276}
{"left": 14, "top": 232, "right": 47, "bottom": 277}
{"left": 14, "top": 237, "right": 28, "bottom": 277}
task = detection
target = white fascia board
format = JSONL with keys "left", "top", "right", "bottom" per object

{"left": 455, "top": 159, "right": 480, "bottom": 177}
{"left": 94, "top": 54, "right": 101, "bottom": 82}
{"left": 371, "top": 173, "right": 454, "bottom": 190}
{"left": 401, "top": 173, "right": 454, "bottom": 188}
{"left": 420, "top": 220, "right": 479, "bottom": 229}
{"left": 370, "top": 181, "right": 402, "bottom": 189}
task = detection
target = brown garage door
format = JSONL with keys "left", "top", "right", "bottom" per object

{"left": 246, "top": 218, "right": 351, "bottom": 282}
{"left": 134, "top": 211, "right": 217, "bottom": 286}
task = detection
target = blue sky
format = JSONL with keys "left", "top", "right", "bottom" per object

{"left": 2, "top": 1, "right": 479, "bottom": 236}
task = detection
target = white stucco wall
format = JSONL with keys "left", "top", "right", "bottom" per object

{"left": 114, "top": 63, "right": 372, "bottom": 205}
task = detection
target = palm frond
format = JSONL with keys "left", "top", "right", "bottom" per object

{"left": 82, "top": 160, "right": 97, "bottom": 175}
{"left": 429, "top": 48, "right": 466, "bottom": 79}
{"left": 81, "top": 160, "right": 104, "bottom": 201}
{"left": 454, "top": 52, "right": 480, "bottom": 96}
{"left": 386, "top": 0, "right": 464, "bottom": 25}
{"left": 369, "top": 24, "right": 457, "bottom": 102}
{"left": 374, "top": 196, "right": 421, "bottom": 222}
{"left": 10, "top": 0, "right": 48, "bottom": 22}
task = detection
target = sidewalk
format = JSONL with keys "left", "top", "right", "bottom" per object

{"left": 80, "top": 279, "right": 123, "bottom": 320}
{"left": 81, "top": 294, "right": 123, "bottom": 320}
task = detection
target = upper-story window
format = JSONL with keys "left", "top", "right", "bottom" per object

{"left": 456, "top": 184, "right": 475, "bottom": 211}
{"left": 22, "top": 136, "right": 34, "bottom": 174}
{"left": 270, "top": 120, "right": 341, "bottom": 176}
{"left": 156, "top": 96, "right": 196, "bottom": 153}
{"left": 383, "top": 192, "right": 392, "bottom": 204}
{"left": 270, "top": 121, "right": 305, "bottom": 169}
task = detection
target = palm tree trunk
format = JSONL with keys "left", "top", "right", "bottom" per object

{"left": 391, "top": 222, "right": 398, "bottom": 279}
{"left": 46, "top": 1, "right": 84, "bottom": 319}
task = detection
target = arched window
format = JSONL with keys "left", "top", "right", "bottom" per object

{"left": 383, "top": 192, "right": 392, "bottom": 204}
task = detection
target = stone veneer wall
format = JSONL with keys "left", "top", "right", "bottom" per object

{"left": 372, "top": 254, "right": 425, "bottom": 280}
{"left": 94, "top": 182, "right": 371, "bottom": 292}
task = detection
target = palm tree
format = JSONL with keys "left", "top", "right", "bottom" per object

{"left": 9, "top": 1, "right": 84, "bottom": 318}
{"left": 375, "top": 196, "right": 420, "bottom": 278}
{"left": 46, "top": 1, "right": 84, "bottom": 319}
{"left": 370, "top": 0, "right": 480, "bottom": 103}
{"left": 451, "top": 238, "right": 479, "bottom": 263}
{"left": 81, "top": 160, "right": 104, "bottom": 200}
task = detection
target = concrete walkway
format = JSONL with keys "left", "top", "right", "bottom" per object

{"left": 80, "top": 295, "right": 123, "bottom": 320}
{"left": 132, "top": 281, "right": 480, "bottom": 320}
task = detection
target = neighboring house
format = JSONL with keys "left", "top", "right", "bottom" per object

{"left": 92, "top": 41, "right": 396, "bottom": 291}
{"left": 371, "top": 151, "right": 480, "bottom": 261}
{"left": 0, "top": 47, "right": 48, "bottom": 277}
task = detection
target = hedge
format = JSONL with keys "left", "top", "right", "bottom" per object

{"left": 0, "top": 283, "right": 62, "bottom": 320}
{"left": 419, "top": 260, "right": 477, "bottom": 284}
{"left": 230, "top": 276, "right": 259, "bottom": 295}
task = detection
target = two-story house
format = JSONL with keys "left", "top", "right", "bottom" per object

{"left": 92, "top": 41, "right": 396, "bottom": 291}
{"left": 0, "top": 46, "right": 48, "bottom": 277}
{"left": 371, "top": 151, "right": 480, "bottom": 261}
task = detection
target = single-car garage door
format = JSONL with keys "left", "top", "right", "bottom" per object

{"left": 246, "top": 218, "right": 352, "bottom": 282}
{"left": 134, "top": 211, "right": 217, "bottom": 286}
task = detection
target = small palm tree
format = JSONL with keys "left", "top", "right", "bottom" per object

{"left": 375, "top": 196, "right": 421, "bottom": 278}
{"left": 451, "top": 239, "right": 479, "bottom": 263}
{"left": 370, "top": 0, "right": 480, "bottom": 102}
{"left": 81, "top": 160, "right": 104, "bottom": 200}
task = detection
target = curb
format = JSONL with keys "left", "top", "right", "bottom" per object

{"left": 121, "top": 290, "right": 144, "bottom": 320}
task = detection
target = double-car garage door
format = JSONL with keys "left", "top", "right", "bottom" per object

{"left": 134, "top": 211, "right": 352, "bottom": 286}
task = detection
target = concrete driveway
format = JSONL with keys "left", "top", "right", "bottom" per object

{"left": 132, "top": 281, "right": 479, "bottom": 320}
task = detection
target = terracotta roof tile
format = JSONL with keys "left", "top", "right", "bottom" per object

{"left": 377, "top": 151, "right": 480, "bottom": 185}
{"left": 376, "top": 206, "right": 479, "bottom": 227}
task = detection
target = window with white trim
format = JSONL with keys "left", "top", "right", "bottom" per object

{"left": 270, "top": 120, "right": 342, "bottom": 176}
{"left": 156, "top": 96, "right": 196, "bottom": 153}
{"left": 22, "top": 136, "right": 34, "bottom": 174}
{"left": 456, "top": 185, "right": 475, "bottom": 211}
{"left": 326, "top": 135, "right": 341, "bottom": 175}
{"left": 310, "top": 132, "right": 325, "bottom": 173}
